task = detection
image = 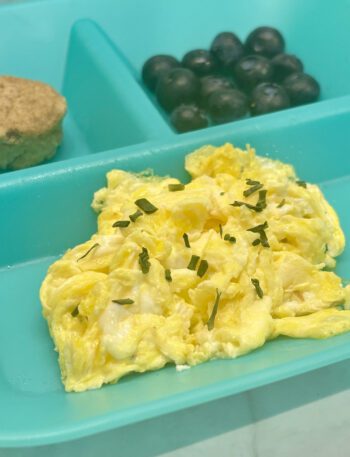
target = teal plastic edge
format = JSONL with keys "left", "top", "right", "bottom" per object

{"left": 1, "top": 93, "right": 350, "bottom": 190}
{"left": 3, "top": 334, "right": 350, "bottom": 448}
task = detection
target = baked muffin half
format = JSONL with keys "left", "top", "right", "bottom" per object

{"left": 0, "top": 76, "right": 67, "bottom": 170}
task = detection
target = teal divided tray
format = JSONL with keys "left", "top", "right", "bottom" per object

{"left": 1, "top": 0, "right": 350, "bottom": 456}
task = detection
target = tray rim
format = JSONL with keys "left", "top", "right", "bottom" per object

{"left": 1, "top": 93, "right": 350, "bottom": 190}
{"left": 2, "top": 332, "right": 350, "bottom": 447}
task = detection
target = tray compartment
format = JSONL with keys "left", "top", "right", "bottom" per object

{"left": 63, "top": 20, "right": 172, "bottom": 154}
{"left": 0, "top": 16, "right": 173, "bottom": 172}
{"left": 124, "top": 1, "right": 350, "bottom": 132}
{"left": 1, "top": 106, "right": 350, "bottom": 449}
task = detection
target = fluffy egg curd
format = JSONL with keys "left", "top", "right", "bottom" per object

{"left": 40, "top": 143, "right": 350, "bottom": 392}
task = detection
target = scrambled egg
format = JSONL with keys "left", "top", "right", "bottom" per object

{"left": 40, "top": 143, "right": 350, "bottom": 392}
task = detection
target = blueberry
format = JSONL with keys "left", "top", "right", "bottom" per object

{"left": 170, "top": 104, "right": 208, "bottom": 133}
{"left": 210, "top": 32, "right": 244, "bottom": 71}
{"left": 208, "top": 89, "right": 248, "bottom": 124}
{"left": 142, "top": 55, "right": 180, "bottom": 91}
{"left": 156, "top": 68, "right": 200, "bottom": 112}
{"left": 245, "top": 27, "right": 285, "bottom": 57}
{"left": 182, "top": 49, "right": 217, "bottom": 77}
{"left": 199, "top": 75, "right": 235, "bottom": 108}
{"left": 283, "top": 72, "right": 320, "bottom": 105}
{"left": 250, "top": 83, "right": 290, "bottom": 115}
{"left": 271, "top": 53, "right": 303, "bottom": 82}
{"left": 234, "top": 55, "right": 273, "bottom": 92}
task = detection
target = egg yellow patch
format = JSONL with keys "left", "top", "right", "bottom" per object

{"left": 40, "top": 143, "right": 350, "bottom": 392}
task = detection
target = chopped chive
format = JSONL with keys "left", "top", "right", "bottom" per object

{"left": 168, "top": 183, "right": 185, "bottom": 192}
{"left": 71, "top": 306, "right": 79, "bottom": 317}
{"left": 256, "top": 190, "right": 267, "bottom": 211}
{"left": 112, "top": 220, "right": 130, "bottom": 228}
{"left": 246, "top": 178, "right": 260, "bottom": 186}
{"left": 251, "top": 278, "right": 264, "bottom": 298}
{"left": 243, "top": 183, "right": 263, "bottom": 198}
{"left": 219, "top": 224, "right": 223, "bottom": 238}
{"left": 112, "top": 298, "right": 134, "bottom": 305}
{"left": 187, "top": 255, "right": 200, "bottom": 271}
{"left": 231, "top": 188, "right": 267, "bottom": 212}
{"left": 277, "top": 199, "right": 286, "bottom": 208}
{"left": 220, "top": 191, "right": 225, "bottom": 196}
{"left": 260, "top": 231, "right": 270, "bottom": 248}
{"left": 247, "top": 221, "right": 269, "bottom": 233}
{"left": 135, "top": 198, "right": 158, "bottom": 214}
{"left": 207, "top": 289, "right": 222, "bottom": 330}
{"left": 248, "top": 222, "right": 269, "bottom": 248}
{"left": 165, "top": 268, "right": 172, "bottom": 282}
{"left": 129, "top": 209, "right": 143, "bottom": 222}
{"left": 224, "top": 233, "right": 236, "bottom": 243}
{"left": 183, "top": 233, "right": 191, "bottom": 248}
{"left": 77, "top": 243, "right": 99, "bottom": 261}
{"left": 197, "top": 260, "right": 209, "bottom": 278}
{"left": 231, "top": 201, "right": 261, "bottom": 212}
{"left": 139, "top": 247, "right": 151, "bottom": 274}
{"left": 324, "top": 244, "right": 329, "bottom": 253}
{"left": 296, "top": 180, "right": 307, "bottom": 188}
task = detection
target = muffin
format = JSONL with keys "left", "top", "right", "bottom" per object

{"left": 0, "top": 76, "right": 67, "bottom": 170}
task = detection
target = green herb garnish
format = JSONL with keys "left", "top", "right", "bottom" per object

{"left": 197, "top": 260, "right": 209, "bottom": 278}
{"left": 219, "top": 224, "right": 223, "bottom": 238}
{"left": 258, "top": 231, "right": 269, "bottom": 247}
{"left": 112, "top": 298, "right": 134, "bottom": 305}
{"left": 187, "top": 255, "right": 200, "bottom": 271}
{"left": 231, "top": 201, "right": 260, "bottom": 211}
{"left": 256, "top": 190, "right": 267, "bottom": 210}
{"left": 71, "top": 306, "right": 79, "bottom": 317}
{"left": 129, "top": 209, "right": 143, "bottom": 222}
{"left": 243, "top": 179, "right": 263, "bottom": 197}
{"left": 207, "top": 289, "right": 222, "bottom": 330}
{"left": 246, "top": 179, "right": 260, "bottom": 186}
{"left": 243, "top": 183, "right": 263, "bottom": 198}
{"left": 247, "top": 221, "right": 269, "bottom": 233}
{"left": 296, "top": 180, "right": 307, "bottom": 188}
{"left": 231, "top": 189, "right": 267, "bottom": 213}
{"left": 220, "top": 191, "right": 225, "bottom": 196}
{"left": 168, "top": 183, "right": 185, "bottom": 192}
{"left": 224, "top": 234, "right": 236, "bottom": 243}
{"left": 135, "top": 198, "right": 158, "bottom": 214}
{"left": 183, "top": 233, "right": 191, "bottom": 248}
{"left": 251, "top": 278, "right": 264, "bottom": 298}
{"left": 112, "top": 220, "right": 130, "bottom": 228}
{"left": 248, "top": 221, "right": 270, "bottom": 248}
{"left": 277, "top": 199, "right": 286, "bottom": 208}
{"left": 139, "top": 247, "right": 151, "bottom": 274}
{"left": 77, "top": 243, "right": 99, "bottom": 261}
{"left": 165, "top": 269, "right": 172, "bottom": 282}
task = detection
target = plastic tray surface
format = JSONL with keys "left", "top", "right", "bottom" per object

{"left": 1, "top": 0, "right": 350, "bottom": 453}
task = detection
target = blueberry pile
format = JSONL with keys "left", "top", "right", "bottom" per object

{"left": 142, "top": 27, "right": 320, "bottom": 133}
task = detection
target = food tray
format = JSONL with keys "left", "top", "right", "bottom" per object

{"left": 1, "top": 0, "right": 350, "bottom": 455}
